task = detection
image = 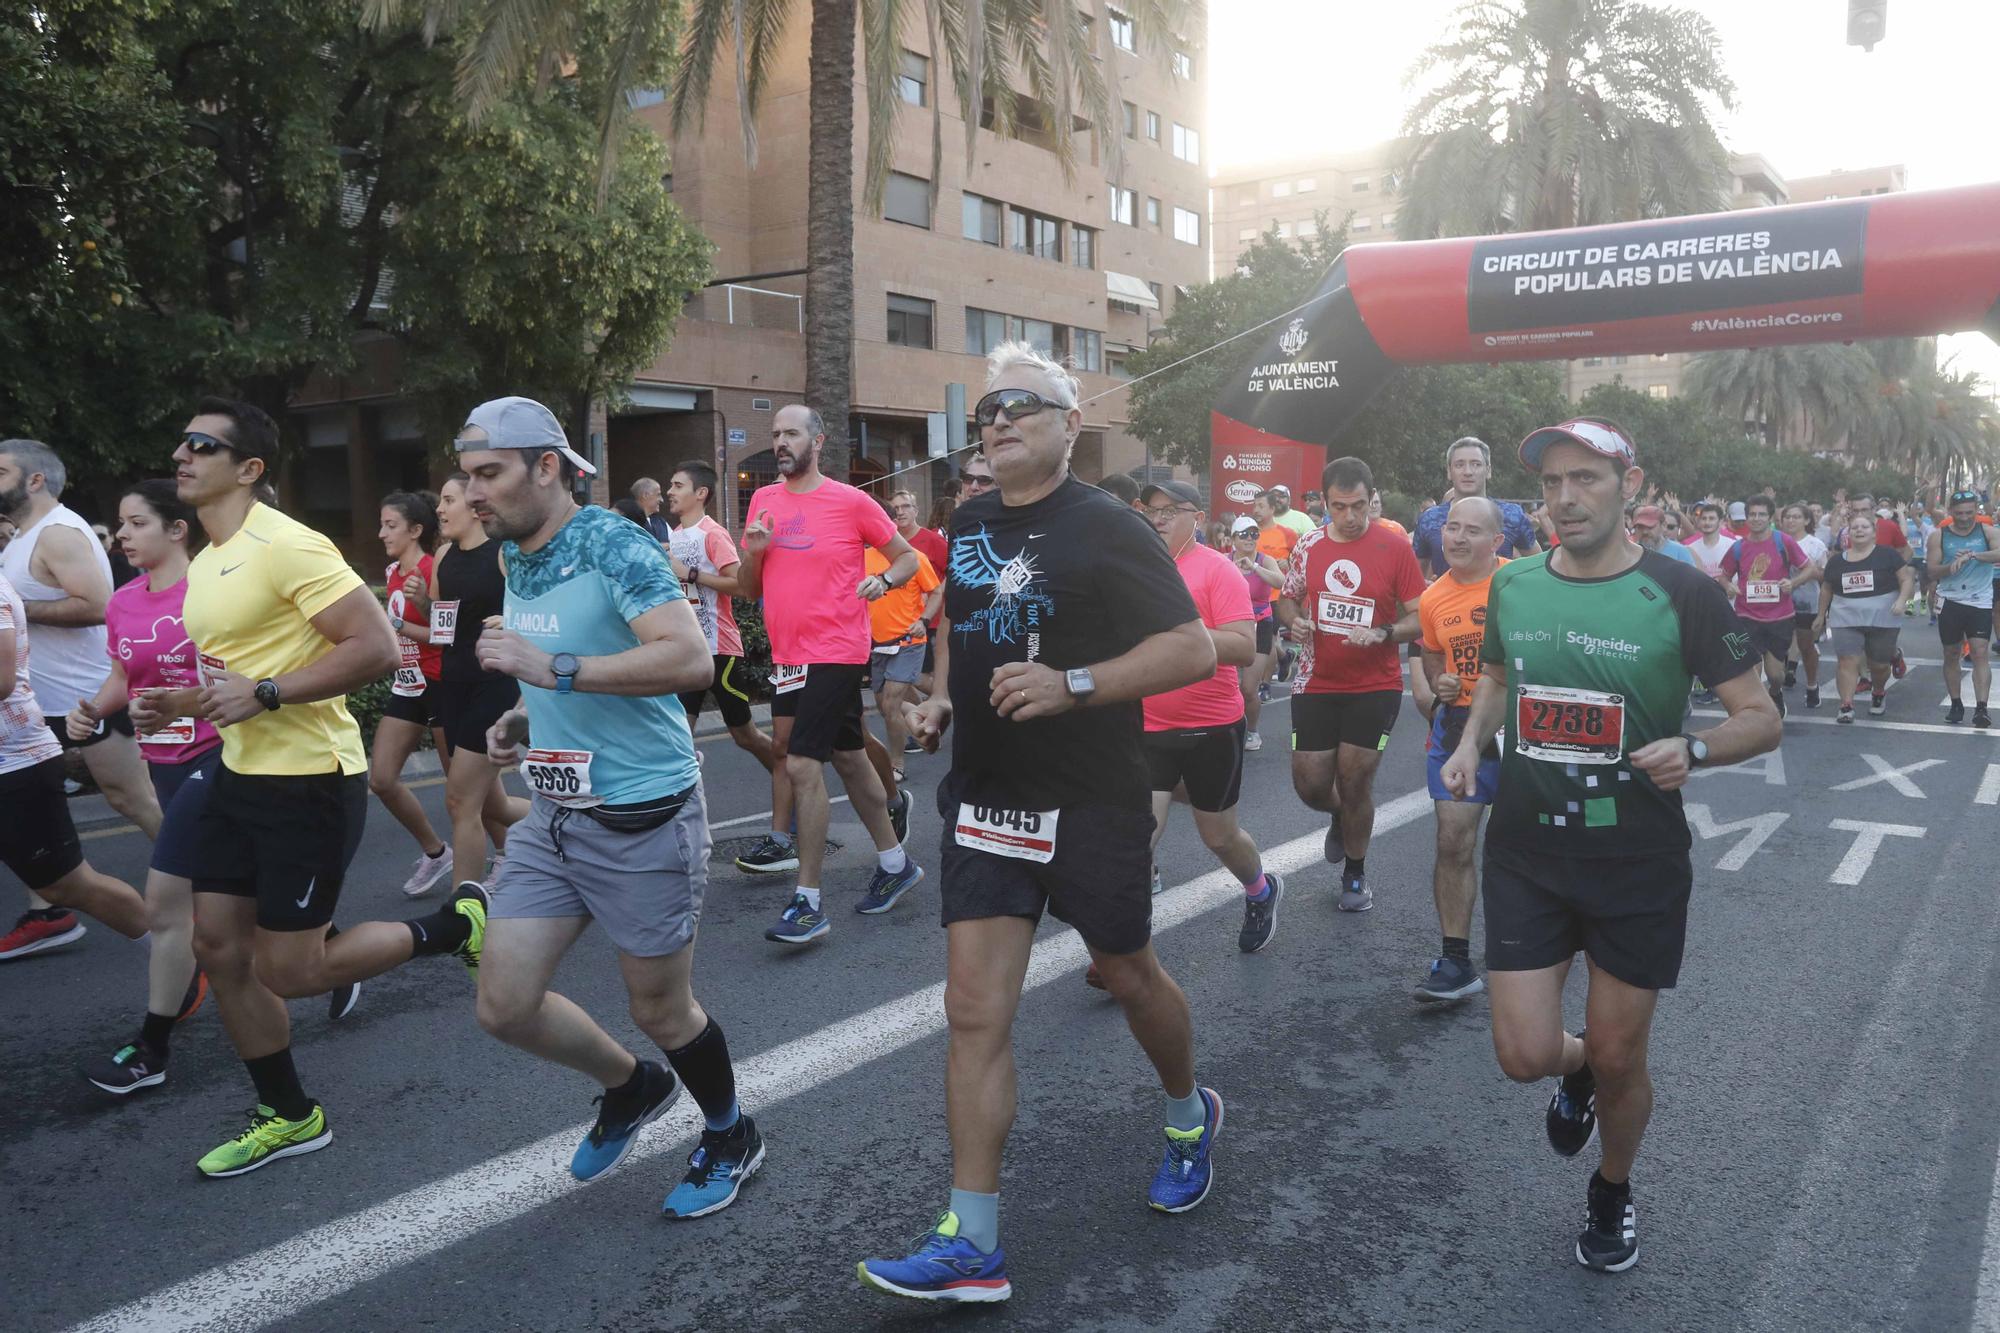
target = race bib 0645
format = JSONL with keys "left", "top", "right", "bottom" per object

{"left": 519, "top": 748, "right": 599, "bottom": 808}
{"left": 954, "top": 804, "right": 1059, "bottom": 863}
{"left": 1514, "top": 683, "right": 1625, "bottom": 765}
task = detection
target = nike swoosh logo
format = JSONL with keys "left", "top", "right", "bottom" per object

{"left": 560, "top": 564, "right": 576, "bottom": 576}
{"left": 295, "top": 877, "right": 317, "bottom": 910}
{"left": 219, "top": 563, "right": 244, "bottom": 576}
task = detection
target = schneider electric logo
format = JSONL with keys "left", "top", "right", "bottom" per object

{"left": 1566, "top": 630, "right": 1641, "bottom": 661}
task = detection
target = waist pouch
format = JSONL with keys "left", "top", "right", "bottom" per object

{"left": 581, "top": 783, "right": 696, "bottom": 833}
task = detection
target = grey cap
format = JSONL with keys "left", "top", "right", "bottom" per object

{"left": 454, "top": 396, "right": 598, "bottom": 476}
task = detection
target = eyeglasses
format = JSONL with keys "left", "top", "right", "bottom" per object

{"left": 973, "top": 388, "right": 1071, "bottom": 428}
{"left": 962, "top": 473, "right": 996, "bottom": 490}
{"left": 1143, "top": 505, "right": 1196, "bottom": 519}
{"left": 180, "top": 431, "right": 232, "bottom": 456}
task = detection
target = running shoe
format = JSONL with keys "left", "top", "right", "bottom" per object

{"left": 1323, "top": 811, "right": 1343, "bottom": 864}
{"left": 177, "top": 971, "right": 209, "bottom": 1022}
{"left": 1337, "top": 872, "right": 1372, "bottom": 913}
{"left": 1770, "top": 686, "right": 1787, "bottom": 720}
{"left": 888, "top": 789, "right": 911, "bottom": 845}
{"left": 856, "top": 862, "right": 924, "bottom": 915}
{"left": 903, "top": 735, "right": 924, "bottom": 755}
{"left": 480, "top": 853, "right": 507, "bottom": 891}
{"left": 1151, "top": 865, "right": 1164, "bottom": 897}
{"left": 571, "top": 1059, "right": 681, "bottom": 1182}
{"left": 1892, "top": 649, "right": 1907, "bottom": 679}
{"left": 765, "top": 894, "right": 829, "bottom": 945}
{"left": 1837, "top": 705, "right": 1855, "bottom": 724}
{"left": 1148, "top": 1086, "right": 1224, "bottom": 1213}
{"left": 0, "top": 909, "right": 86, "bottom": 961}
{"left": 328, "top": 979, "right": 361, "bottom": 1021}
{"left": 735, "top": 836, "right": 799, "bottom": 875}
{"left": 1804, "top": 686, "right": 1821, "bottom": 709}
{"left": 1978, "top": 706, "right": 1994, "bottom": 730}
{"left": 1256, "top": 682, "right": 1271, "bottom": 703}
{"left": 1692, "top": 688, "right": 1718, "bottom": 706}
{"left": 1413, "top": 955, "right": 1485, "bottom": 1004}
{"left": 662, "top": 1114, "right": 765, "bottom": 1218}
{"left": 1237, "top": 873, "right": 1283, "bottom": 953}
{"left": 1869, "top": 693, "right": 1887, "bottom": 717}
{"left": 857, "top": 1212, "right": 1012, "bottom": 1303}
{"left": 1948, "top": 699, "right": 1966, "bottom": 724}
{"left": 1546, "top": 1042, "right": 1598, "bottom": 1158}
{"left": 196, "top": 1103, "right": 331, "bottom": 1178}
{"left": 400, "top": 847, "right": 452, "bottom": 898}
{"left": 1784, "top": 661, "right": 1797, "bottom": 688}
{"left": 82, "top": 1040, "right": 167, "bottom": 1095}
{"left": 1576, "top": 1177, "right": 1639, "bottom": 1273}
{"left": 1243, "top": 730, "right": 1262, "bottom": 752}
{"left": 449, "top": 882, "right": 489, "bottom": 977}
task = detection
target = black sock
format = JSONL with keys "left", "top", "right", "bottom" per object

{"left": 606, "top": 1058, "right": 646, "bottom": 1101}
{"left": 405, "top": 906, "right": 472, "bottom": 957}
{"left": 140, "top": 1010, "right": 176, "bottom": 1057}
{"left": 27, "top": 906, "right": 67, "bottom": 922}
{"left": 663, "top": 1018, "right": 741, "bottom": 1132}
{"left": 1344, "top": 855, "right": 1366, "bottom": 880}
{"left": 325, "top": 923, "right": 341, "bottom": 941}
{"left": 1591, "top": 1168, "right": 1629, "bottom": 1197}
{"left": 1442, "top": 936, "right": 1471, "bottom": 963}
{"left": 244, "top": 1048, "right": 313, "bottom": 1120}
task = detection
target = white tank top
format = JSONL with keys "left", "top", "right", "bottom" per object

{"left": 0, "top": 503, "right": 112, "bottom": 719}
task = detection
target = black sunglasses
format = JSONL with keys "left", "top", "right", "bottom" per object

{"left": 962, "top": 472, "right": 996, "bottom": 488}
{"left": 180, "top": 431, "right": 233, "bottom": 456}
{"left": 973, "top": 388, "right": 1069, "bottom": 429}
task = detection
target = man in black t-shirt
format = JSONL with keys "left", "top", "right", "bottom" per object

{"left": 856, "top": 345, "right": 1219, "bottom": 1306}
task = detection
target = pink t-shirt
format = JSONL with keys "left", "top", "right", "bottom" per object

{"left": 1719, "top": 530, "right": 1808, "bottom": 623}
{"left": 747, "top": 479, "right": 897, "bottom": 666}
{"left": 1144, "top": 541, "right": 1254, "bottom": 731}
{"left": 105, "top": 573, "right": 222, "bottom": 765}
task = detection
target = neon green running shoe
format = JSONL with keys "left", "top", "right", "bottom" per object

{"left": 197, "top": 1103, "right": 331, "bottom": 1178}
{"left": 449, "top": 882, "right": 488, "bottom": 978}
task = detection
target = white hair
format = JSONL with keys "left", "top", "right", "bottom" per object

{"left": 985, "top": 341, "right": 1080, "bottom": 408}
{"left": 0, "top": 439, "right": 65, "bottom": 499}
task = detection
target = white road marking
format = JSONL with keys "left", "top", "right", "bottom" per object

{"left": 1977, "top": 763, "right": 2000, "bottom": 806}
{"left": 1683, "top": 804, "right": 1790, "bottom": 871}
{"left": 1829, "top": 753, "right": 1944, "bottom": 798}
{"left": 1687, "top": 749, "right": 1786, "bottom": 786}
{"left": 1691, "top": 708, "right": 2000, "bottom": 739}
{"left": 708, "top": 796, "right": 849, "bottom": 832}
{"left": 1825, "top": 818, "right": 1926, "bottom": 885}
{"left": 63, "top": 789, "right": 1434, "bottom": 1333}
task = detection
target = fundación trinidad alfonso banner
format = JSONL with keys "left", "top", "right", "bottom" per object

{"left": 1208, "top": 181, "right": 2000, "bottom": 521}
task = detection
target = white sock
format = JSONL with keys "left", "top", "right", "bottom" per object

{"left": 878, "top": 845, "right": 907, "bottom": 875}
{"left": 798, "top": 886, "right": 821, "bottom": 911}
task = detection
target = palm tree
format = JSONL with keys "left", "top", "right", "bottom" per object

{"left": 1397, "top": 0, "right": 1736, "bottom": 240}
{"left": 1683, "top": 343, "right": 1877, "bottom": 451}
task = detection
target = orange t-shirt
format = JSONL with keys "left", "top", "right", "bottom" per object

{"left": 1418, "top": 560, "right": 1507, "bottom": 689}
{"left": 1255, "top": 522, "right": 1296, "bottom": 568}
{"left": 1375, "top": 517, "right": 1408, "bottom": 539}
{"left": 865, "top": 548, "right": 940, "bottom": 646}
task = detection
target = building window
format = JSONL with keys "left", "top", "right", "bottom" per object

{"left": 1110, "top": 186, "right": 1135, "bottom": 225}
{"left": 1238, "top": 192, "right": 1255, "bottom": 206}
{"left": 1071, "top": 329, "right": 1103, "bottom": 373}
{"left": 886, "top": 294, "right": 934, "bottom": 349}
{"left": 1172, "top": 50, "right": 1194, "bottom": 80}
{"left": 1072, "top": 225, "right": 1096, "bottom": 270}
{"left": 1652, "top": 352, "right": 1670, "bottom": 361}
{"left": 1296, "top": 177, "right": 1317, "bottom": 193}
{"left": 1145, "top": 111, "right": 1161, "bottom": 142}
{"left": 1172, "top": 206, "right": 1200, "bottom": 245}
{"left": 1582, "top": 356, "right": 1604, "bottom": 367}
{"left": 1107, "top": 352, "right": 1131, "bottom": 380}
{"left": 660, "top": 173, "right": 674, "bottom": 193}
{"left": 1238, "top": 227, "right": 1257, "bottom": 241}
{"left": 1271, "top": 181, "right": 1292, "bottom": 199}
{"left": 1352, "top": 216, "right": 1372, "bottom": 232}
{"left": 1171, "top": 123, "right": 1200, "bottom": 164}
{"left": 1147, "top": 280, "right": 1165, "bottom": 312}
{"left": 897, "top": 50, "right": 928, "bottom": 106}
{"left": 1108, "top": 8, "right": 1134, "bottom": 51}
{"left": 961, "top": 192, "right": 1001, "bottom": 245}
{"left": 1018, "top": 317, "right": 1058, "bottom": 355}
{"left": 1611, "top": 355, "right": 1629, "bottom": 365}
{"left": 626, "top": 88, "right": 666, "bottom": 109}
{"left": 1351, "top": 176, "right": 1371, "bottom": 193}
{"left": 1010, "top": 208, "right": 1062, "bottom": 261}
{"left": 885, "top": 172, "right": 931, "bottom": 228}
{"left": 1647, "top": 383, "right": 1670, "bottom": 399}
{"left": 1146, "top": 196, "right": 1162, "bottom": 228}
{"left": 1122, "top": 101, "right": 1137, "bottom": 138}
{"left": 965, "top": 307, "right": 1007, "bottom": 355}
{"left": 1276, "top": 220, "right": 1293, "bottom": 239}
{"left": 1379, "top": 211, "right": 1396, "bottom": 231}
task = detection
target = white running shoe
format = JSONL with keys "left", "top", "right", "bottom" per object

{"left": 1243, "top": 731, "right": 1262, "bottom": 752}
{"left": 401, "top": 849, "right": 452, "bottom": 897}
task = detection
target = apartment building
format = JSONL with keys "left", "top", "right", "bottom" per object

{"left": 1208, "top": 140, "right": 1408, "bottom": 279}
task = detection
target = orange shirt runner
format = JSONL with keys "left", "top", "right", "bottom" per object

{"left": 865, "top": 547, "right": 940, "bottom": 647}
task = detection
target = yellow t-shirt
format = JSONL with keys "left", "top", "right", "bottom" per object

{"left": 183, "top": 503, "right": 368, "bottom": 776}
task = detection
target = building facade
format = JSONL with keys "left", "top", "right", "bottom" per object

{"left": 1207, "top": 140, "right": 1407, "bottom": 280}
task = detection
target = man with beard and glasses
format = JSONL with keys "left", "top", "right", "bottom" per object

{"left": 1442, "top": 417, "right": 1779, "bottom": 1274}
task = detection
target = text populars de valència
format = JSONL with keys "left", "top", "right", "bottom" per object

{"left": 1486, "top": 230, "right": 1845, "bottom": 297}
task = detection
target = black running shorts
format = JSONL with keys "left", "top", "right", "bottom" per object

{"left": 433, "top": 674, "right": 521, "bottom": 757}
{"left": 0, "top": 757, "right": 84, "bottom": 890}
{"left": 382, "top": 682, "right": 440, "bottom": 728}
{"left": 1938, "top": 599, "right": 1991, "bottom": 647}
{"left": 1143, "top": 720, "right": 1247, "bottom": 812}
{"left": 192, "top": 766, "right": 368, "bottom": 932}
{"left": 679, "top": 654, "right": 755, "bottom": 730}
{"left": 1743, "top": 619, "right": 1793, "bottom": 662}
{"left": 1290, "top": 690, "right": 1401, "bottom": 753}
{"left": 771, "top": 662, "right": 867, "bottom": 760}
{"left": 1481, "top": 843, "right": 1693, "bottom": 990}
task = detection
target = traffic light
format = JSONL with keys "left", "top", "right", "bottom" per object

{"left": 1848, "top": 0, "right": 1886, "bottom": 51}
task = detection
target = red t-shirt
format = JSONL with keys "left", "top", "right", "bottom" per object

{"left": 386, "top": 555, "right": 442, "bottom": 680}
{"left": 1281, "top": 523, "right": 1426, "bottom": 695}
{"left": 746, "top": 478, "right": 897, "bottom": 666}
{"left": 909, "top": 526, "right": 949, "bottom": 626}
{"left": 1144, "top": 541, "right": 1254, "bottom": 731}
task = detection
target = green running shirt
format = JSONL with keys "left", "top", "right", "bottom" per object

{"left": 1479, "top": 549, "right": 1757, "bottom": 858}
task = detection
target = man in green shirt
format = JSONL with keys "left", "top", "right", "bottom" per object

{"left": 1442, "top": 417, "right": 1780, "bottom": 1275}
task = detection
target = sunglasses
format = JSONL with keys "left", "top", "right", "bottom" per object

{"left": 180, "top": 431, "right": 233, "bottom": 456}
{"left": 962, "top": 473, "right": 996, "bottom": 489}
{"left": 973, "top": 388, "right": 1069, "bottom": 429}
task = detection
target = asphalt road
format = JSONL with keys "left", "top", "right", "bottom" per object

{"left": 7, "top": 653, "right": 2000, "bottom": 1332}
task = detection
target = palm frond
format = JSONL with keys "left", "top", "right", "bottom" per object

{"left": 860, "top": 0, "right": 917, "bottom": 214}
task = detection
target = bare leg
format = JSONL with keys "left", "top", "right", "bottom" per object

{"left": 861, "top": 727, "right": 900, "bottom": 804}
{"left": 1794, "top": 625, "right": 1820, "bottom": 689}
{"left": 252, "top": 919, "right": 422, "bottom": 998}
{"left": 194, "top": 893, "right": 289, "bottom": 1060}
{"left": 768, "top": 716, "right": 796, "bottom": 838}
{"left": 831, "top": 746, "right": 899, "bottom": 853}
{"left": 1289, "top": 748, "right": 1340, "bottom": 815}
{"left": 727, "top": 722, "right": 777, "bottom": 774}
{"left": 1239, "top": 651, "right": 1271, "bottom": 733}
{"left": 38, "top": 860, "right": 149, "bottom": 937}
{"left": 786, "top": 754, "right": 832, "bottom": 887}
{"left": 1582, "top": 960, "right": 1660, "bottom": 1182}
{"left": 1488, "top": 959, "right": 1584, "bottom": 1083}
{"left": 368, "top": 716, "right": 445, "bottom": 856}
{"left": 1431, "top": 801, "right": 1483, "bottom": 938}
{"left": 617, "top": 946, "right": 708, "bottom": 1053}
{"left": 81, "top": 733, "right": 162, "bottom": 839}
{"left": 143, "top": 869, "right": 198, "bottom": 1015}
{"left": 1088, "top": 942, "right": 1196, "bottom": 1100}
{"left": 1837, "top": 654, "right": 1861, "bottom": 708}
{"left": 1190, "top": 805, "right": 1263, "bottom": 884}
{"left": 945, "top": 916, "right": 1035, "bottom": 1192}
{"left": 476, "top": 915, "right": 635, "bottom": 1085}
{"left": 1333, "top": 743, "right": 1387, "bottom": 859}
{"left": 444, "top": 746, "right": 503, "bottom": 886}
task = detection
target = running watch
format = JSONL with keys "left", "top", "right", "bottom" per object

{"left": 551, "top": 652, "right": 581, "bottom": 695}
{"left": 254, "top": 679, "right": 282, "bottom": 712}
{"left": 1679, "top": 733, "right": 1708, "bottom": 767}
{"left": 1064, "top": 667, "right": 1096, "bottom": 702}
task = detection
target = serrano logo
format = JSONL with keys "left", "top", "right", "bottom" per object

{"left": 1566, "top": 630, "right": 1641, "bottom": 660}
{"left": 1225, "top": 480, "right": 1261, "bottom": 504}
{"left": 1324, "top": 559, "right": 1362, "bottom": 594}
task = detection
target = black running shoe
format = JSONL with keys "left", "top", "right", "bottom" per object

{"left": 570, "top": 1059, "right": 682, "bottom": 1182}
{"left": 735, "top": 836, "right": 800, "bottom": 875}
{"left": 662, "top": 1115, "right": 767, "bottom": 1218}
{"left": 1784, "top": 661, "right": 1797, "bottom": 688}
{"left": 1805, "top": 686, "right": 1821, "bottom": 709}
{"left": 1413, "top": 955, "right": 1484, "bottom": 1004}
{"left": 1545, "top": 1039, "right": 1597, "bottom": 1158}
{"left": 82, "top": 1040, "right": 166, "bottom": 1095}
{"left": 1237, "top": 873, "right": 1283, "bottom": 953}
{"left": 1869, "top": 692, "right": 1887, "bottom": 717}
{"left": 1978, "top": 705, "right": 1993, "bottom": 730}
{"left": 328, "top": 979, "right": 361, "bottom": 1021}
{"left": 888, "top": 789, "right": 911, "bottom": 846}
{"left": 1948, "top": 699, "right": 1966, "bottom": 724}
{"left": 1576, "top": 1177, "right": 1638, "bottom": 1273}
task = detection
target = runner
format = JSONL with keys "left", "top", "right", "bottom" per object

{"left": 0, "top": 437, "right": 163, "bottom": 959}
{"left": 1718, "top": 495, "right": 1813, "bottom": 719}
{"left": 73, "top": 481, "right": 221, "bottom": 1093}
{"left": 1228, "top": 515, "right": 1284, "bottom": 751}
{"left": 1440, "top": 416, "right": 1781, "bottom": 1274}
{"left": 889, "top": 490, "right": 949, "bottom": 703}
{"left": 1268, "top": 485, "right": 1315, "bottom": 542}
{"left": 1816, "top": 511, "right": 1913, "bottom": 723}
{"left": 1412, "top": 436, "right": 1540, "bottom": 577}
{"left": 1414, "top": 496, "right": 1506, "bottom": 1005}
{"left": 173, "top": 396, "right": 487, "bottom": 1178}
{"left": 1928, "top": 489, "right": 1999, "bottom": 726}
{"left": 1252, "top": 491, "right": 1300, "bottom": 697}
{"left": 1681, "top": 501, "right": 1732, "bottom": 577}
{"left": 1136, "top": 481, "right": 1281, "bottom": 954}
{"left": 1630, "top": 505, "right": 1696, "bottom": 567}
{"left": 858, "top": 343, "right": 1221, "bottom": 1303}
{"left": 425, "top": 473, "right": 529, "bottom": 889}
{"left": 864, "top": 525, "right": 942, "bottom": 766}
{"left": 456, "top": 396, "right": 762, "bottom": 1219}
{"left": 1275, "top": 456, "right": 1426, "bottom": 912}
{"left": 733, "top": 404, "right": 924, "bottom": 943}
{"left": 372, "top": 490, "right": 453, "bottom": 896}
{"left": 664, "top": 459, "right": 778, "bottom": 772}
{"left": 1778, "top": 504, "right": 1828, "bottom": 709}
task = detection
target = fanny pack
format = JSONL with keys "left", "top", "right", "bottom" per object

{"left": 582, "top": 782, "right": 697, "bottom": 833}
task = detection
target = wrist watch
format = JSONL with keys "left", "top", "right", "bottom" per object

{"left": 390, "top": 613, "right": 405, "bottom": 631}
{"left": 1679, "top": 732, "right": 1708, "bottom": 767}
{"left": 551, "top": 652, "right": 581, "bottom": 695}
{"left": 254, "top": 679, "right": 282, "bottom": 712}
{"left": 1064, "top": 667, "right": 1096, "bottom": 702}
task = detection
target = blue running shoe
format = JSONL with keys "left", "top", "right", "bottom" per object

{"left": 570, "top": 1060, "right": 681, "bottom": 1182}
{"left": 1148, "top": 1086, "right": 1224, "bottom": 1213}
{"left": 857, "top": 1212, "right": 1012, "bottom": 1303}
{"left": 765, "top": 894, "right": 830, "bottom": 945}
{"left": 662, "top": 1115, "right": 765, "bottom": 1219}
{"left": 855, "top": 862, "right": 924, "bottom": 915}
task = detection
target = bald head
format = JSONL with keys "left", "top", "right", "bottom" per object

{"left": 1441, "top": 494, "right": 1504, "bottom": 576}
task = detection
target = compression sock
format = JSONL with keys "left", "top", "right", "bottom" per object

{"left": 797, "top": 886, "right": 821, "bottom": 911}
{"left": 662, "top": 1018, "right": 741, "bottom": 1132}
{"left": 1344, "top": 855, "right": 1366, "bottom": 880}
{"left": 243, "top": 1048, "right": 314, "bottom": 1121}
{"left": 1443, "top": 936, "right": 1472, "bottom": 963}
{"left": 1166, "top": 1085, "right": 1206, "bottom": 1133}
{"left": 1243, "top": 872, "right": 1272, "bottom": 901}
{"left": 877, "top": 845, "right": 908, "bottom": 875}
{"left": 140, "top": 1010, "right": 176, "bottom": 1059}
{"left": 405, "top": 905, "right": 472, "bottom": 957}
{"left": 949, "top": 1189, "right": 1000, "bottom": 1254}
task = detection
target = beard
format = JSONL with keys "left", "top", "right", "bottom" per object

{"left": 0, "top": 479, "right": 28, "bottom": 521}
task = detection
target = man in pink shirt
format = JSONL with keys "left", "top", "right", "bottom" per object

{"left": 735, "top": 404, "right": 925, "bottom": 946}
{"left": 1718, "top": 494, "right": 1813, "bottom": 719}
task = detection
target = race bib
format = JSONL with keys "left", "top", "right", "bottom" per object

{"left": 954, "top": 804, "right": 1059, "bottom": 863}
{"left": 772, "top": 663, "right": 808, "bottom": 695}
{"left": 198, "top": 652, "right": 226, "bottom": 687}
{"left": 1842, "top": 570, "right": 1875, "bottom": 595}
{"left": 519, "top": 748, "right": 599, "bottom": 808}
{"left": 1314, "top": 591, "right": 1375, "bottom": 635}
{"left": 1514, "top": 683, "right": 1626, "bottom": 765}
{"left": 392, "top": 665, "right": 427, "bottom": 697}
{"left": 1746, "top": 581, "right": 1784, "bottom": 604}
{"left": 137, "top": 716, "right": 197, "bottom": 747}
{"left": 430, "top": 600, "right": 459, "bottom": 646}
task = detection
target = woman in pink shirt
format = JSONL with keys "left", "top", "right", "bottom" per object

{"left": 72, "top": 480, "right": 223, "bottom": 1095}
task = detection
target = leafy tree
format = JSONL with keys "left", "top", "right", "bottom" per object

{"left": 1681, "top": 342, "right": 1877, "bottom": 451}
{"left": 1398, "top": 0, "right": 1736, "bottom": 239}
{"left": 1341, "top": 361, "right": 1571, "bottom": 503}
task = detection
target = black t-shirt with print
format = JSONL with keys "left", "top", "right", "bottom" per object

{"left": 943, "top": 475, "right": 1198, "bottom": 812}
